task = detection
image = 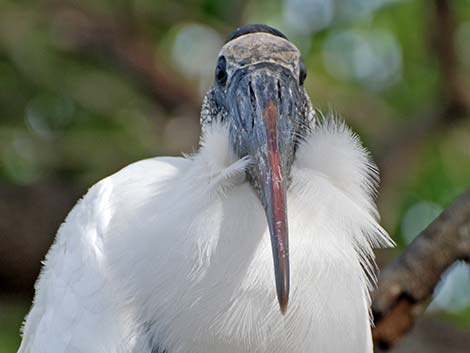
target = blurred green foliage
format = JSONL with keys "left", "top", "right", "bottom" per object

{"left": 0, "top": 0, "right": 469, "bottom": 350}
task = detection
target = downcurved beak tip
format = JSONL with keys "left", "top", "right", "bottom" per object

{"left": 280, "top": 298, "right": 288, "bottom": 315}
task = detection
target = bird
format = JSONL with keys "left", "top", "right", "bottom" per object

{"left": 18, "top": 24, "right": 393, "bottom": 353}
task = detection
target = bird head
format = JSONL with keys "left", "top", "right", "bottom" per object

{"left": 202, "top": 24, "right": 314, "bottom": 314}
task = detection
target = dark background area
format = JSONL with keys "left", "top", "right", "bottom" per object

{"left": 0, "top": 0, "right": 469, "bottom": 352}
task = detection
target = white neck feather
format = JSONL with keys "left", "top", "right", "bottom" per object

{"left": 108, "top": 116, "right": 393, "bottom": 353}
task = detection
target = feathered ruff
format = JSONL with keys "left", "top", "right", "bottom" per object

{"left": 293, "top": 115, "right": 394, "bottom": 312}
{"left": 123, "top": 117, "right": 393, "bottom": 353}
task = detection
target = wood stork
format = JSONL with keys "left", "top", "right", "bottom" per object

{"left": 18, "top": 24, "right": 393, "bottom": 353}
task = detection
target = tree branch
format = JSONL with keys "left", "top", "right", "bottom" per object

{"left": 372, "top": 191, "right": 470, "bottom": 350}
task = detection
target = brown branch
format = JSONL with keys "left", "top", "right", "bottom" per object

{"left": 372, "top": 191, "right": 470, "bottom": 350}
{"left": 433, "top": 0, "right": 468, "bottom": 112}
{"left": 381, "top": 317, "right": 470, "bottom": 353}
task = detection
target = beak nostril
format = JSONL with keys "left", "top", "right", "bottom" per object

{"left": 277, "top": 80, "right": 282, "bottom": 107}
{"left": 249, "top": 81, "right": 256, "bottom": 130}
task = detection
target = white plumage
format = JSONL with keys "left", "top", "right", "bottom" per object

{"left": 19, "top": 118, "right": 392, "bottom": 353}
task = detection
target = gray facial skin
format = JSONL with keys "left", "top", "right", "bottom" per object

{"left": 201, "top": 31, "right": 314, "bottom": 313}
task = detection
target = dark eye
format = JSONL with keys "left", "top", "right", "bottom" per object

{"left": 299, "top": 59, "right": 307, "bottom": 86}
{"left": 215, "top": 56, "right": 227, "bottom": 86}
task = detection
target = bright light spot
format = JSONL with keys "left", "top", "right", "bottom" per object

{"left": 172, "top": 23, "right": 223, "bottom": 82}
{"left": 283, "top": 0, "right": 334, "bottom": 34}
{"left": 282, "top": 0, "right": 401, "bottom": 34}
{"left": 322, "top": 29, "right": 402, "bottom": 90}
{"left": 2, "top": 134, "right": 41, "bottom": 184}
{"left": 25, "top": 94, "right": 74, "bottom": 139}
{"left": 336, "top": 0, "right": 398, "bottom": 21}
{"left": 401, "top": 201, "right": 442, "bottom": 244}
{"left": 336, "top": 0, "right": 376, "bottom": 20}
{"left": 428, "top": 261, "right": 470, "bottom": 313}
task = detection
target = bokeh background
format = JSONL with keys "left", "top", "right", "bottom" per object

{"left": 0, "top": 0, "right": 469, "bottom": 352}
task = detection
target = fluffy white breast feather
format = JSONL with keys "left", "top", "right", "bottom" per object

{"left": 18, "top": 116, "right": 392, "bottom": 353}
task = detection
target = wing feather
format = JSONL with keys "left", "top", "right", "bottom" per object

{"left": 18, "top": 157, "right": 186, "bottom": 353}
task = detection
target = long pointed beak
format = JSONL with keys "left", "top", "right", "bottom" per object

{"left": 259, "top": 98, "right": 290, "bottom": 314}
{"left": 227, "top": 63, "right": 300, "bottom": 314}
